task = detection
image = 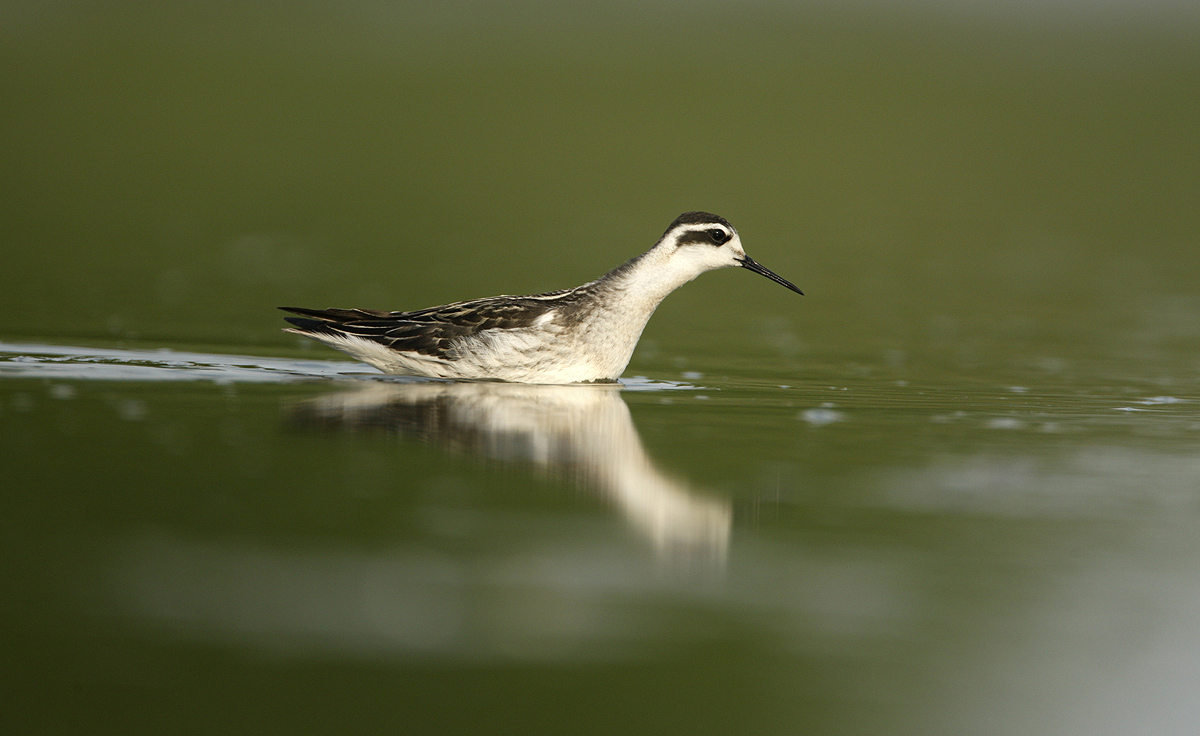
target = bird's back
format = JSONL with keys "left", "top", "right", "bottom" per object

{"left": 279, "top": 283, "right": 616, "bottom": 380}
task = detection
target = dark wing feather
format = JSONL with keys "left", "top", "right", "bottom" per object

{"left": 279, "top": 306, "right": 394, "bottom": 321}
{"left": 279, "top": 295, "right": 567, "bottom": 359}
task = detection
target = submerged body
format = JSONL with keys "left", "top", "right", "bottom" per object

{"left": 281, "top": 212, "right": 801, "bottom": 384}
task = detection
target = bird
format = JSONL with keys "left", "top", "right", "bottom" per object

{"left": 280, "top": 211, "right": 802, "bottom": 384}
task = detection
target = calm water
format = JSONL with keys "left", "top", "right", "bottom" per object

{"left": 4, "top": 2, "right": 1200, "bottom": 734}
{"left": 4, "top": 340, "right": 1199, "bottom": 734}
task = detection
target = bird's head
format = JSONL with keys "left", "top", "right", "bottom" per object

{"left": 654, "top": 212, "right": 803, "bottom": 295}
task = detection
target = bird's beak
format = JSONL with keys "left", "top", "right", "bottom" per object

{"left": 738, "top": 255, "right": 804, "bottom": 295}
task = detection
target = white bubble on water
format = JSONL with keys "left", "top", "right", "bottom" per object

{"left": 118, "top": 399, "right": 148, "bottom": 422}
{"left": 987, "top": 417, "right": 1026, "bottom": 430}
{"left": 800, "top": 408, "right": 846, "bottom": 426}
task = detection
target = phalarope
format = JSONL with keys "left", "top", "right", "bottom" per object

{"left": 280, "top": 212, "right": 802, "bottom": 384}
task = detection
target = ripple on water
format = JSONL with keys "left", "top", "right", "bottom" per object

{"left": 0, "top": 342, "right": 705, "bottom": 392}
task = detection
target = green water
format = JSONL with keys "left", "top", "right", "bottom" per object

{"left": 3, "top": 2, "right": 1200, "bottom": 734}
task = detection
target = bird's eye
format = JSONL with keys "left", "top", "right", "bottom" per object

{"left": 709, "top": 229, "right": 729, "bottom": 244}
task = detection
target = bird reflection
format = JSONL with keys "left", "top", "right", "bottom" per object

{"left": 288, "top": 381, "right": 730, "bottom": 563}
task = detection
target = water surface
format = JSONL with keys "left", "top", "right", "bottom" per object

{"left": 4, "top": 338, "right": 1199, "bottom": 734}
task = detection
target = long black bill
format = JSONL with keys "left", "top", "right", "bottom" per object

{"left": 739, "top": 255, "right": 804, "bottom": 295}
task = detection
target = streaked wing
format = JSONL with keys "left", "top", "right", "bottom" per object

{"left": 279, "top": 295, "right": 563, "bottom": 359}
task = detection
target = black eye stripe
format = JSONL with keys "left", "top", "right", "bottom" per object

{"left": 676, "top": 228, "right": 731, "bottom": 246}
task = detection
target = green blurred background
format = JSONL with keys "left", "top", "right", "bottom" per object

{"left": 4, "top": 0, "right": 1197, "bottom": 377}
{"left": 4, "top": 3, "right": 1200, "bottom": 735}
